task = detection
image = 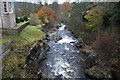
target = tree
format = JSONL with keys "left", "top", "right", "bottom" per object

{"left": 67, "top": 2, "right": 91, "bottom": 36}
{"left": 37, "top": 10, "right": 45, "bottom": 19}
{"left": 30, "top": 13, "right": 41, "bottom": 26}
{"left": 23, "top": 16, "right": 28, "bottom": 21}
{"left": 49, "top": 2, "right": 59, "bottom": 12}
{"left": 60, "top": 2, "right": 71, "bottom": 15}
{"left": 37, "top": 6, "right": 56, "bottom": 24}
{"left": 109, "top": 2, "right": 120, "bottom": 27}
{"left": 16, "top": 17, "right": 20, "bottom": 23}
{"left": 59, "top": 2, "right": 72, "bottom": 22}
{"left": 84, "top": 5, "right": 106, "bottom": 32}
{"left": 20, "top": 17, "right": 24, "bottom": 22}
{"left": 20, "top": 2, "right": 31, "bottom": 17}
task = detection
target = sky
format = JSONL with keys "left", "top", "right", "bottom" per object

{"left": 15, "top": 0, "right": 77, "bottom": 4}
{"left": 14, "top": 0, "right": 120, "bottom": 4}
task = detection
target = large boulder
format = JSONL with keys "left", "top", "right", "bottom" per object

{"left": 85, "top": 66, "right": 112, "bottom": 78}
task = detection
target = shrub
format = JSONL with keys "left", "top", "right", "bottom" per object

{"left": 30, "top": 13, "right": 41, "bottom": 26}
{"left": 93, "top": 33, "right": 115, "bottom": 54}
{"left": 19, "top": 17, "right": 24, "bottom": 22}
{"left": 23, "top": 16, "right": 28, "bottom": 21}
{"left": 93, "top": 31, "right": 120, "bottom": 79}
{"left": 16, "top": 17, "right": 20, "bottom": 23}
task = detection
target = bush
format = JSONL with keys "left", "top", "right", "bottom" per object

{"left": 23, "top": 16, "right": 28, "bottom": 21}
{"left": 20, "top": 17, "right": 24, "bottom": 22}
{"left": 93, "top": 33, "right": 115, "bottom": 54}
{"left": 29, "top": 13, "right": 41, "bottom": 26}
{"left": 16, "top": 17, "right": 20, "bottom": 23}
{"left": 93, "top": 32, "right": 120, "bottom": 79}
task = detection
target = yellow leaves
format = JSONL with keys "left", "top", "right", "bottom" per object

{"left": 84, "top": 5, "right": 106, "bottom": 32}
{"left": 111, "top": 58, "right": 119, "bottom": 64}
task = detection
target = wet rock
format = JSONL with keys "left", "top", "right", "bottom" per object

{"left": 26, "top": 42, "right": 50, "bottom": 62}
{"left": 80, "top": 45, "right": 95, "bottom": 57}
{"left": 76, "top": 43, "right": 83, "bottom": 48}
{"left": 85, "top": 66, "right": 112, "bottom": 78}
{"left": 55, "top": 36, "right": 62, "bottom": 42}
{"left": 70, "top": 42, "right": 75, "bottom": 43}
{"left": 55, "top": 74, "right": 63, "bottom": 78}
{"left": 78, "top": 37, "right": 83, "bottom": 43}
{"left": 50, "top": 35, "right": 62, "bottom": 42}
{"left": 88, "top": 53, "right": 96, "bottom": 59}
{"left": 38, "top": 70, "right": 47, "bottom": 78}
{"left": 75, "top": 38, "right": 84, "bottom": 48}
{"left": 82, "top": 59, "right": 95, "bottom": 69}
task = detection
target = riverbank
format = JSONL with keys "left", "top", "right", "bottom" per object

{"left": 2, "top": 25, "right": 46, "bottom": 78}
{"left": 76, "top": 43, "right": 112, "bottom": 78}
{"left": 70, "top": 28, "right": 119, "bottom": 79}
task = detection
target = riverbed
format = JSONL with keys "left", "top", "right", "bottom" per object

{"left": 40, "top": 23, "right": 86, "bottom": 78}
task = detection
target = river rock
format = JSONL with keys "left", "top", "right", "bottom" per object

{"left": 50, "top": 34, "right": 62, "bottom": 42}
{"left": 76, "top": 43, "right": 83, "bottom": 48}
{"left": 26, "top": 42, "right": 50, "bottom": 62}
{"left": 85, "top": 66, "right": 112, "bottom": 78}
{"left": 80, "top": 45, "right": 95, "bottom": 57}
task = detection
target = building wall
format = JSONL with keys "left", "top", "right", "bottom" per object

{"left": 0, "top": 2, "right": 16, "bottom": 29}
{"left": 0, "top": 3, "right": 2, "bottom": 28}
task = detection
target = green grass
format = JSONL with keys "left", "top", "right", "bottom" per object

{"left": 1, "top": 25, "right": 45, "bottom": 46}
{"left": 2, "top": 25, "right": 45, "bottom": 78}
{"left": 2, "top": 29, "right": 18, "bottom": 35}
{"left": 0, "top": 37, "right": 11, "bottom": 46}
{"left": 12, "top": 25, "right": 45, "bottom": 47}
{"left": 17, "top": 21, "right": 28, "bottom": 26}
{"left": 2, "top": 38, "right": 12, "bottom": 45}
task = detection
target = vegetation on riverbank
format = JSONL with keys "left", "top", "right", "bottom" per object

{"left": 66, "top": 2, "right": 120, "bottom": 79}
{"left": 2, "top": 25, "right": 45, "bottom": 78}
{"left": 2, "top": 3, "right": 58, "bottom": 78}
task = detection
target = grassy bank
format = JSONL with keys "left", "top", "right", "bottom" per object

{"left": 2, "top": 25, "right": 45, "bottom": 78}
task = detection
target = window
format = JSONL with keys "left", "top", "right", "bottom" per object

{"left": 3, "top": 2, "right": 7, "bottom": 12}
{"left": 8, "top": 2, "right": 12, "bottom": 12}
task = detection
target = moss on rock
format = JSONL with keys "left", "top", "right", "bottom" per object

{"left": 85, "top": 66, "right": 112, "bottom": 78}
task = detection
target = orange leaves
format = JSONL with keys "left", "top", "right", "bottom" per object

{"left": 37, "top": 6, "right": 56, "bottom": 20}
{"left": 37, "top": 10, "right": 45, "bottom": 19}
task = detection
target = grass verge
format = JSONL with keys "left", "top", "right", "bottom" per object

{"left": 2, "top": 25, "right": 45, "bottom": 78}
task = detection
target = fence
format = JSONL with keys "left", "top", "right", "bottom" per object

{"left": 17, "top": 22, "right": 30, "bottom": 33}
{"left": 2, "top": 22, "right": 30, "bottom": 35}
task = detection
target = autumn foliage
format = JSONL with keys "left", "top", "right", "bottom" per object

{"left": 60, "top": 2, "right": 71, "bottom": 14}
{"left": 37, "top": 6, "right": 56, "bottom": 20}
{"left": 37, "top": 10, "right": 45, "bottom": 19}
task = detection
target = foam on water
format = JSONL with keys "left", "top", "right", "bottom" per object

{"left": 58, "top": 23, "right": 66, "bottom": 30}
{"left": 58, "top": 36, "right": 76, "bottom": 44}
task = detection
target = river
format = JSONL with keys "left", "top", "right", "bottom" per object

{"left": 40, "top": 23, "right": 86, "bottom": 78}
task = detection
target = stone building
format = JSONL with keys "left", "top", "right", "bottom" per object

{"left": 0, "top": 0, "right": 16, "bottom": 29}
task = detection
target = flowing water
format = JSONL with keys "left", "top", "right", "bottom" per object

{"left": 40, "top": 23, "right": 86, "bottom": 78}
